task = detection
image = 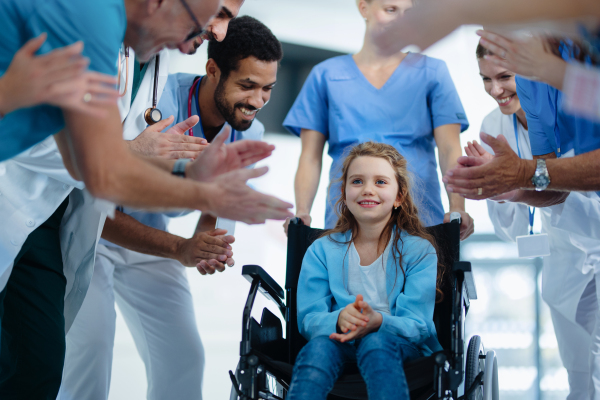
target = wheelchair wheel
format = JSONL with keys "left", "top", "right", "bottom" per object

{"left": 465, "top": 335, "right": 485, "bottom": 400}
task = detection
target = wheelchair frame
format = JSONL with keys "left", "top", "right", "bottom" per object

{"left": 230, "top": 219, "right": 499, "bottom": 400}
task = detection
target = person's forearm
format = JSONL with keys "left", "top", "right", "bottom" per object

{"left": 514, "top": 150, "right": 600, "bottom": 192}
{"left": 137, "top": 154, "right": 175, "bottom": 173}
{"left": 63, "top": 107, "right": 213, "bottom": 211}
{"left": 294, "top": 155, "right": 322, "bottom": 215}
{"left": 458, "top": 0, "right": 600, "bottom": 26}
{"left": 436, "top": 126, "right": 465, "bottom": 211}
{"left": 510, "top": 189, "right": 568, "bottom": 207}
{"left": 101, "top": 211, "right": 184, "bottom": 262}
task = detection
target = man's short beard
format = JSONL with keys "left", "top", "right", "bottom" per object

{"left": 214, "top": 78, "right": 254, "bottom": 132}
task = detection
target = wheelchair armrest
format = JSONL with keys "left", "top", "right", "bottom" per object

{"left": 242, "top": 265, "right": 284, "bottom": 303}
{"left": 453, "top": 261, "right": 477, "bottom": 300}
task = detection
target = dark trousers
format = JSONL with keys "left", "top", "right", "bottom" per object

{"left": 0, "top": 199, "right": 69, "bottom": 400}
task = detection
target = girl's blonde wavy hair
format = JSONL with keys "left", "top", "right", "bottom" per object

{"left": 323, "top": 142, "right": 445, "bottom": 301}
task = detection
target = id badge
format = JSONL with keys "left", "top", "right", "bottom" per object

{"left": 215, "top": 217, "right": 236, "bottom": 236}
{"left": 516, "top": 234, "right": 550, "bottom": 258}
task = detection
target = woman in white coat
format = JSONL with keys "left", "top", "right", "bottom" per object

{"left": 472, "top": 43, "right": 600, "bottom": 399}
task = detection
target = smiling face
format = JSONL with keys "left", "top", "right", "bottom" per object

{"left": 359, "top": 0, "right": 413, "bottom": 29}
{"left": 213, "top": 56, "right": 278, "bottom": 131}
{"left": 178, "top": 0, "right": 245, "bottom": 55}
{"left": 345, "top": 156, "right": 402, "bottom": 227}
{"left": 478, "top": 57, "right": 522, "bottom": 115}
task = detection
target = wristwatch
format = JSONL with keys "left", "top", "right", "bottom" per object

{"left": 531, "top": 159, "right": 550, "bottom": 191}
{"left": 172, "top": 158, "right": 191, "bottom": 178}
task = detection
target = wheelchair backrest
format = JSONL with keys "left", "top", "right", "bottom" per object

{"left": 285, "top": 221, "right": 460, "bottom": 363}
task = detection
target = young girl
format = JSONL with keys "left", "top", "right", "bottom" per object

{"left": 287, "top": 142, "right": 443, "bottom": 400}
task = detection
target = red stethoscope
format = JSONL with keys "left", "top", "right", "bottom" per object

{"left": 187, "top": 76, "right": 236, "bottom": 141}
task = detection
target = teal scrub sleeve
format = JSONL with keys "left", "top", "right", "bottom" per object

{"left": 283, "top": 65, "right": 330, "bottom": 139}
{"left": 0, "top": 0, "right": 125, "bottom": 161}
{"left": 297, "top": 240, "right": 341, "bottom": 340}
{"left": 428, "top": 60, "right": 469, "bottom": 132}
{"left": 380, "top": 240, "right": 438, "bottom": 345}
{"left": 29, "top": 0, "right": 125, "bottom": 75}
{"left": 516, "top": 77, "right": 556, "bottom": 156}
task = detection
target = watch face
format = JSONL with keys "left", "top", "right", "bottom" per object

{"left": 533, "top": 175, "right": 550, "bottom": 187}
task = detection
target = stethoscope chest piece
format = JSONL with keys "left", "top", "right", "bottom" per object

{"left": 144, "top": 54, "right": 162, "bottom": 125}
{"left": 144, "top": 107, "right": 162, "bottom": 125}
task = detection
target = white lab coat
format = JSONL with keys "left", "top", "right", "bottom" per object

{"left": 0, "top": 48, "right": 169, "bottom": 331}
{"left": 57, "top": 48, "right": 207, "bottom": 400}
{"left": 482, "top": 108, "right": 600, "bottom": 399}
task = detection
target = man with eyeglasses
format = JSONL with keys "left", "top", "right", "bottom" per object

{"left": 0, "top": 0, "right": 292, "bottom": 399}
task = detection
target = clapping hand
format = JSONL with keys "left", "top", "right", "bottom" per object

{"left": 187, "top": 126, "right": 275, "bottom": 182}
{"left": 0, "top": 34, "right": 119, "bottom": 118}
{"left": 176, "top": 228, "right": 235, "bottom": 275}
{"left": 330, "top": 295, "right": 383, "bottom": 343}
{"left": 128, "top": 115, "right": 209, "bottom": 159}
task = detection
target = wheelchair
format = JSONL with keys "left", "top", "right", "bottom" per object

{"left": 229, "top": 218, "right": 499, "bottom": 400}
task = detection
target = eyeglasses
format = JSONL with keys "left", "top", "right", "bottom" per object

{"left": 178, "top": 0, "right": 206, "bottom": 42}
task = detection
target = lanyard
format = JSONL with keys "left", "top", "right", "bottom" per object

{"left": 513, "top": 113, "right": 536, "bottom": 235}
{"left": 187, "top": 76, "right": 236, "bottom": 142}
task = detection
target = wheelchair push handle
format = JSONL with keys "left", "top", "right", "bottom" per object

{"left": 290, "top": 217, "right": 304, "bottom": 226}
{"left": 449, "top": 212, "right": 462, "bottom": 225}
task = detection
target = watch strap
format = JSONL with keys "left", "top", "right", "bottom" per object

{"left": 172, "top": 158, "right": 191, "bottom": 178}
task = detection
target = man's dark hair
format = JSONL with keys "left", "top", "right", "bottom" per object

{"left": 208, "top": 16, "right": 283, "bottom": 79}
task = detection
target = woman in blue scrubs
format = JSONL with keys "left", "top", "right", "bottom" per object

{"left": 283, "top": 0, "right": 473, "bottom": 238}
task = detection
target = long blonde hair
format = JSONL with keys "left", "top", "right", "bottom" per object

{"left": 324, "top": 142, "right": 445, "bottom": 300}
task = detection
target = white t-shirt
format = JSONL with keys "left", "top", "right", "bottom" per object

{"left": 348, "top": 241, "right": 391, "bottom": 315}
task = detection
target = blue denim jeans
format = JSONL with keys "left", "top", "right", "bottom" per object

{"left": 287, "top": 331, "right": 422, "bottom": 400}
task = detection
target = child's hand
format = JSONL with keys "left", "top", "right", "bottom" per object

{"left": 330, "top": 295, "right": 383, "bottom": 343}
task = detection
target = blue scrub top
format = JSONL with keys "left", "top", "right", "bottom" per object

{"left": 0, "top": 0, "right": 126, "bottom": 161}
{"left": 517, "top": 43, "right": 600, "bottom": 195}
{"left": 283, "top": 53, "right": 469, "bottom": 228}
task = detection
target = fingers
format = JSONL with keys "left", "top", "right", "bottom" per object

{"left": 472, "top": 140, "right": 489, "bottom": 156}
{"left": 150, "top": 115, "right": 175, "bottom": 132}
{"left": 211, "top": 125, "right": 231, "bottom": 147}
{"left": 86, "top": 71, "right": 119, "bottom": 86}
{"left": 197, "top": 233, "right": 232, "bottom": 250}
{"left": 464, "top": 144, "right": 475, "bottom": 157}
{"left": 332, "top": 329, "right": 360, "bottom": 343}
{"left": 18, "top": 33, "right": 48, "bottom": 57}
{"left": 480, "top": 132, "right": 509, "bottom": 155}
{"left": 166, "top": 115, "right": 200, "bottom": 135}
{"left": 229, "top": 166, "right": 269, "bottom": 183}
{"left": 196, "top": 259, "right": 227, "bottom": 275}
{"left": 483, "top": 54, "right": 512, "bottom": 70}
{"left": 496, "top": 133, "right": 509, "bottom": 144}
{"left": 477, "top": 30, "right": 513, "bottom": 55}
{"left": 45, "top": 59, "right": 88, "bottom": 82}
{"left": 357, "top": 300, "right": 371, "bottom": 313}
{"left": 354, "top": 294, "right": 363, "bottom": 309}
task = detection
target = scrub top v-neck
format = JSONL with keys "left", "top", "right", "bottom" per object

{"left": 284, "top": 53, "right": 469, "bottom": 228}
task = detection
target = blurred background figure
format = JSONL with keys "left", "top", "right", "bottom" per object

{"left": 283, "top": 0, "right": 474, "bottom": 239}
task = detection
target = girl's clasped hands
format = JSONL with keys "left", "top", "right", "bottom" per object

{"left": 330, "top": 294, "right": 383, "bottom": 343}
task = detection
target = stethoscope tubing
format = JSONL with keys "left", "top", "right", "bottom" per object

{"left": 187, "top": 76, "right": 235, "bottom": 142}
